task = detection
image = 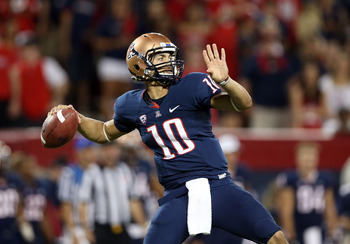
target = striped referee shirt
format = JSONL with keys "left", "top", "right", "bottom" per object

{"left": 79, "top": 161, "right": 136, "bottom": 225}
{"left": 57, "top": 164, "right": 85, "bottom": 225}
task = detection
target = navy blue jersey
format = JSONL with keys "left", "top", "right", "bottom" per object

{"left": 113, "top": 73, "right": 228, "bottom": 189}
{"left": 339, "top": 183, "right": 350, "bottom": 217}
{"left": 0, "top": 184, "right": 20, "bottom": 224}
{"left": 277, "top": 170, "right": 333, "bottom": 230}
{"left": 21, "top": 180, "right": 48, "bottom": 244}
{"left": 0, "top": 173, "right": 22, "bottom": 227}
{"left": 22, "top": 180, "right": 47, "bottom": 223}
{"left": 0, "top": 183, "right": 21, "bottom": 244}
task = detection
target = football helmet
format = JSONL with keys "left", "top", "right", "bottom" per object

{"left": 126, "top": 33, "right": 184, "bottom": 86}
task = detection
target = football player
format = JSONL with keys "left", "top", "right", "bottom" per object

{"left": 50, "top": 33, "right": 287, "bottom": 244}
{"left": 0, "top": 141, "right": 22, "bottom": 244}
{"left": 276, "top": 142, "right": 339, "bottom": 244}
{"left": 15, "top": 153, "right": 54, "bottom": 244}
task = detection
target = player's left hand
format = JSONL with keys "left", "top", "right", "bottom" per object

{"left": 203, "top": 44, "right": 229, "bottom": 84}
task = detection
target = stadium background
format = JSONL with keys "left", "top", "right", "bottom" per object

{"left": 1, "top": 0, "right": 350, "bottom": 243}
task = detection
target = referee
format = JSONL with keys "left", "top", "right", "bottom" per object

{"left": 58, "top": 138, "right": 96, "bottom": 244}
{"left": 79, "top": 141, "right": 147, "bottom": 244}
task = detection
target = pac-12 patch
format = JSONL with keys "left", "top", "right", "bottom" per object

{"left": 139, "top": 114, "right": 147, "bottom": 125}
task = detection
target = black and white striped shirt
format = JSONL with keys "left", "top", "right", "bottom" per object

{"left": 58, "top": 164, "right": 86, "bottom": 225}
{"left": 79, "top": 161, "right": 135, "bottom": 225}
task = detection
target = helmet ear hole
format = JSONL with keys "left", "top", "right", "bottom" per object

{"left": 133, "top": 64, "right": 140, "bottom": 71}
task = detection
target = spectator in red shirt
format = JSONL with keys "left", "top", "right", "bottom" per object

{"left": 0, "top": 20, "right": 18, "bottom": 127}
{"left": 288, "top": 61, "right": 327, "bottom": 128}
{"left": 0, "top": 0, "right": 42, "bottom": 33}
{"left": 8, "top": 32, "right": 69, "bottom": 127}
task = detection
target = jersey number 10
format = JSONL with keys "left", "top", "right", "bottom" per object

{"left": 147, "top": 118, "right": 195, "bottom": 159}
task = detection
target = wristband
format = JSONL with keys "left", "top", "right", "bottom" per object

{"left": 230, "top": 98, "right": 240, "bottom": 112}
{"left": 103, "top": 123, "right": 111, "bottom": 142}
{"left": 219, "top": 77, "right": 230, "bottom": 86}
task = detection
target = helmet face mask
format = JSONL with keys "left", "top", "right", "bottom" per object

{"left": 126, "top": 33, "right": 184, "bottom": 86}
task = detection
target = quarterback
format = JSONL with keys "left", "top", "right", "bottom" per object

{"left": 50, "top": 33, "right": 287, "bottom": 244}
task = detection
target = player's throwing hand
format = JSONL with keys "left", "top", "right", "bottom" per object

{"left": 48, "top": 104, "right": 81, "bottom": 123}
{"left": 203, "top": 44, "right": 229, "bottom": 84}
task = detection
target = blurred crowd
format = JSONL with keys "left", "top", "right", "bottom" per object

{"left": 0, "top": 0, "right": 350, "bottom": 132}
{"left": 2, "top": 134, "right": 350, "bottom": 244}
{"left": 0, "top": 134, "right": 162, "bottom": 244}
{"left": 2, "top": 0, "right": 350, "bottom": 244}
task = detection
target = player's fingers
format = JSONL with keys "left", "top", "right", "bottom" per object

{"left": 49, "top": 104, "right": 71, "bottom": 116}
{"left": 48, "top": 107, "right": 58, "bottom": 116}
{"left": 212, "top": 44, "right": 220, "bottom": 59}
{"left": 75, "top": 111, "right": 81, "bottom": 123}
{"left": 206, "top": 44, "right": 214, "bottom": 61}
{"left": 202, "top": 50, "right": 211, "bottom": 66}
{"left": 221, "top": 48, "right": 226, "bottom": 62}
{"left": 65, "top": 104, "right": 81, "bottom": 123}
{"left": 51, "top": 105, "right": 62, "bottom": 114}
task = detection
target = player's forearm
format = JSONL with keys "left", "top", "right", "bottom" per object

{"left": 77, "top": 114, "right": 109, "bottom": 144}
{"left": 219, "top": 77, "right": 252, "bottom": 111}
{"left": 278, "top": 188, "right": 296, "bottom": 241}
{"left": 79, "top": 203, "right": 90, "bottom": 229}
{"left": 279, "top": 207, "right": 296, "bottom": 241}
{"left": 280, "top": 218, "right": 296, "bottom": 241}
{"left": 130, "top": 199, "right": 147, "bottom": 226}
{"left": 41, "top": 210, "right": 54, "bottom": 243}
{"left": 324, "top": 190, "right": 339, "bottom": 235}
{"left": 60, "top": 203, "right": 76, "bottom": 234}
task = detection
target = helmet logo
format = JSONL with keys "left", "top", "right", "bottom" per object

{"left": 127, "top": 43, "right": 137, "bottom": 60}
{"left": 160, "top": 42, "right": 175, "bottom": 47}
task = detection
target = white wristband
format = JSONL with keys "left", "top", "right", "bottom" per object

{"left": 219, "top": 77, "right": 230, "bottom": 86}
{"left": 230, "top": 98, "right": 240, "bottom": 112}
{"left": 102, "top": 123, "right": 111, "bottom": 142}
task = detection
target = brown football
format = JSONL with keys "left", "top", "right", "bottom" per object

{"left": 41, "top": 108, "right": 79, "bottom": 148}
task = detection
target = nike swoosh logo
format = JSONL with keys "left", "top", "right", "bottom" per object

{"left": 169, "top": 105, "right": 180, "bottom": 113}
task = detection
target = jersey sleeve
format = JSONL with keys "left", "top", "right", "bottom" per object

{"left": 113, "top": 92, "right": 137, "bottom": 132}
{"left": 186, "top": 73, "right": 222, "bottom": 108}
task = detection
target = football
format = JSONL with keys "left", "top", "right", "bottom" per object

{"left": 41, "top": 107, "right": 79, "bottom": 148}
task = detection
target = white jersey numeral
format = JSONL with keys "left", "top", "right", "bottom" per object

{"left": 147, "top": 124, "right": 175, "bottom": 159}
{"left": 202, "top": 77, "right": 219, "bottom": 93}
{"left": 0, "top": 189, "right": 19, "bottom": 218}
{"left": 296, "top": 185, "right": 325, "bottom": 214}
{"left": 147, "top": 118, "right": 195, "bottom": 159}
